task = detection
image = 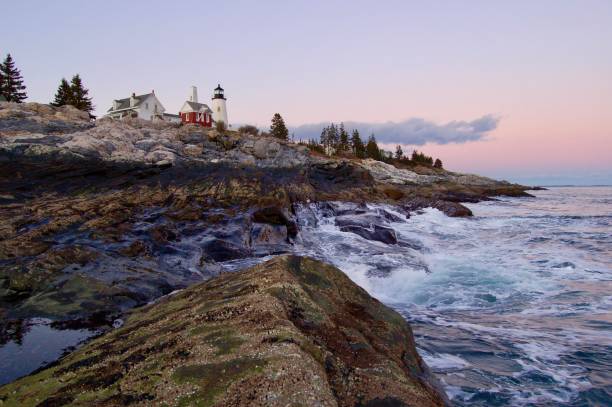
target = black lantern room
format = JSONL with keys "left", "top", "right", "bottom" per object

{"left": 213, "top": 84, "right": 225, "bottom": 100}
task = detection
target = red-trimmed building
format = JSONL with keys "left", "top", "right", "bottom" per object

{"left": 179, "top": 86, "right": 213, "bottom": 127}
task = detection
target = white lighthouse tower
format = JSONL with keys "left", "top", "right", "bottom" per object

{"left": 211, "top": 84, "right": 228, "bottom": 126}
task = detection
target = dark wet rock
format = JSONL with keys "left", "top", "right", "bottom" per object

{"left": 340, "top": 224, "right": 398, "bottom": 245}
{"left": 403, "top": 197, "right": 473, "bottom": 217}
{"left": 378, "top": 208, "right": 404, "bottom": 222}
{"left": 319, "top": 201, "right": 369, "bottom": 217}
{"left": 309, "top": 161, "right": 374, "bottom": 193}
{"left": 0, "top": 256, "right": 447, "bottom": 406}
{"left": 252, "top": 206, "right": 298, "bottom": 238}
{"left": 202, "top": 239, "right": 252, "bottom": 262}
{"left": 434, "top": 200, "right": 473, "bottom": 217}
{"left": 250, "top": 223, "right": 291, "bottom": 255}
{"left": 434, "top": 190, "right": 489, "bottom": 203}
{"left": 335, "top": 213, "right": 386, "bottom": 229}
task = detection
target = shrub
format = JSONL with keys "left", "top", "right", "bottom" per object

{"left": 238, "top": 124, "right": 259, "bottom": 136}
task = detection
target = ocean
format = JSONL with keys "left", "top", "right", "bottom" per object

{"left": 293, "top": 186, "right": 612, "bottom": 406}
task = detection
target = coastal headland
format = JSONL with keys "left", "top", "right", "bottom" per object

{"left": 0, "top": 102, "right": 532, "bottom": 405}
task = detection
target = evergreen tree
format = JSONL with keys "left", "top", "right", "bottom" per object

{"left": 51, "top": 78, "right": 72, "bottom": 107}
{"left": 394, "top": 145, "right": 404, "bottom": 160}
{"left": 338, "top": 123, "right": 349, "bottom": 153}
{"left": 350, "top": 129, "right": 365, "bottom": 158}
{"left": 366, "top": 134, "right": 382, "bottom": 160}
{"left": 328, "top": 123, "right": 339, "bottom": 151}
{"left": 0, "top": 64, "right": 4, "bottom": 100}
{"left": 69, "top": 74, "right": 93, "bottom": 112}
{"left": 434, "top": 158, "right": 443, "bottom": 168}
{"left": 0, "top": 54, "right": 27, "bottom": 103}
{"left": 320, "top": 126, "right": 328, "bottom": 149}
{"left": 411, "top": 150, "right": 434, "bottom": 166}
{"left": 269, "top": 113, "right": 289, "bottom": 140}
{"left": 320, "top": 124, "right": 337, "bottom": 155}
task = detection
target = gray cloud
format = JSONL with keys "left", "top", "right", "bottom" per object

{"left": 290, "top": 115, "right": 499, "bottom": 145}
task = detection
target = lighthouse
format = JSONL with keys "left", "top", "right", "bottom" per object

{"left": 211, "top": 84, "right": 228, "bottom": 126}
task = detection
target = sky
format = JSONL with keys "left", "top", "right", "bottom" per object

{"left": 2, "top": 0, "right": 611, "bottom": 185}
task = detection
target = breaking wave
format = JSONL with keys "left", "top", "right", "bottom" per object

{"left": 292, "top": 187, "right": 612, "bottom": 406}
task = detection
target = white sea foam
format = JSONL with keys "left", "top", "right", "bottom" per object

{"left": 292, "top": 187, "right": 612, "bottom": 406}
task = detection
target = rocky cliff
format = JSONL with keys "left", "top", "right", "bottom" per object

{"left": 0, "top": 256, "right": 448, "bottom": 406}
{"left": 0, "top": 102, "right": 532, "bottom": 402}
{"left": 0, "top": 102, "right": 531, "bottom": 329}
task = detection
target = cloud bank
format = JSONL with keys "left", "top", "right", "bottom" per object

{"left": 290, "top": 115, "right": 499, "bottom": 145}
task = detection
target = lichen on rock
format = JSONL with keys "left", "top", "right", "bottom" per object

{"left": 0, "top": 255, "right": 448, "bottom": 406}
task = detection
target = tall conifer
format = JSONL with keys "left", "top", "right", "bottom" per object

{"left": 395, "top": 145, "right": 404, "bottom": 160}
{"left": 350, "top": 129, "right": 365, "bottom": 158}
{"left": 269, "top": 113, "right": 289, "bottom": 140}
{"left": 69, "top": 74, "right": 93, "bottom": 112}
{"left": 0, "top": 54, "right": 27, "bottom": 103}
{"left": 366, "top": 134, "right": 382, "bottom": 161}
{"left": 338, "top": 123, "right": 349, "bottom": 152}
{"left": 51, "top": 78, "right": 72, "bottom": 107}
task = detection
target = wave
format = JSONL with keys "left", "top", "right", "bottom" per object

{"left": 291, "top": 187, "right": 612, "bottom": 405}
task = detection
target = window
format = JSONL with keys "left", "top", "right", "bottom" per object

{"left": 145, "top": 103, "right": 149, "bottom": 110}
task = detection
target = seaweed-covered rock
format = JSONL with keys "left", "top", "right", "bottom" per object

{"left": 0, "top": 255, "right": 447, "bottom": 406}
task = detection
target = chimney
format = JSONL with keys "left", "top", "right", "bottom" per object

{"left": 190, "top": 86, "right": 198, "bottom": 103}
{"left": 130, "top": 92, "right": 137, "bottom": 107}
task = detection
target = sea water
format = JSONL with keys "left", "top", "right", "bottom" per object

{"left": 293, "top": 187, "right": 612, "bottom": 406}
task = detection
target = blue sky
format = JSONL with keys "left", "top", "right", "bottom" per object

{"left": 2, "top": 0, "right": 611, "bottom": 185}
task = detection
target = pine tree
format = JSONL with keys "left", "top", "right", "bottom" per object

{"left": 320, "top": 126, "right": 329, "bottom": 149}
{"left": 395, "top": 145, "right": 404, "bottom": 160}
{"left": 350, "top": 129, "right": 365, "bottom": 158}
{"left": 366, "top": 134, "right": 381, "bottom": 161}
{"left": 0, "top": 54, "right": 27, "bottom": 103}
{"left": 434, "top": 158, "right": 443, "bottom": 168}
{"left": 328, "top": 123, "right": 339, "bottom": 152}
{"left": 0, "top": 64, "right": 4, "bottom": 100}
{"left": 51, "top": 78, "right": 72, "bottom": 107}
{"left": 269, "top": 113, "right": 289, "bottom": 140}
{"left": 69, "top": 74, "right": 93, "bottom": 112}
{"left": 338, "top": 123, "right": 349, "bottom": 153}
{"left": 320, "top": 124, "right": 336, "bottom": 155}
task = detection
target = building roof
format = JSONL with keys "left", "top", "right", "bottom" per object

{"left": 181, "top": 101, "right": 212, "bottom": 113}
{"left": 163, "top": 113, "right": 180, "bottom": 118}
{"left": 107, "top": 93, "right": 153, "bottom": 112}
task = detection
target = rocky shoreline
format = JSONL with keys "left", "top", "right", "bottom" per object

{"left": 0, "top": 102, "right": 533, "bottom": 404}
{"left": 0, "top": 256, "right": 449, "bottom": 406}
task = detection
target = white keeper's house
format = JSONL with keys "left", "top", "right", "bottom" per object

{"left": 105, "top": 84, "right": 228, "bottom": 126}
{"left": 106, "top": 91, "right": 180, "bottom": 123}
